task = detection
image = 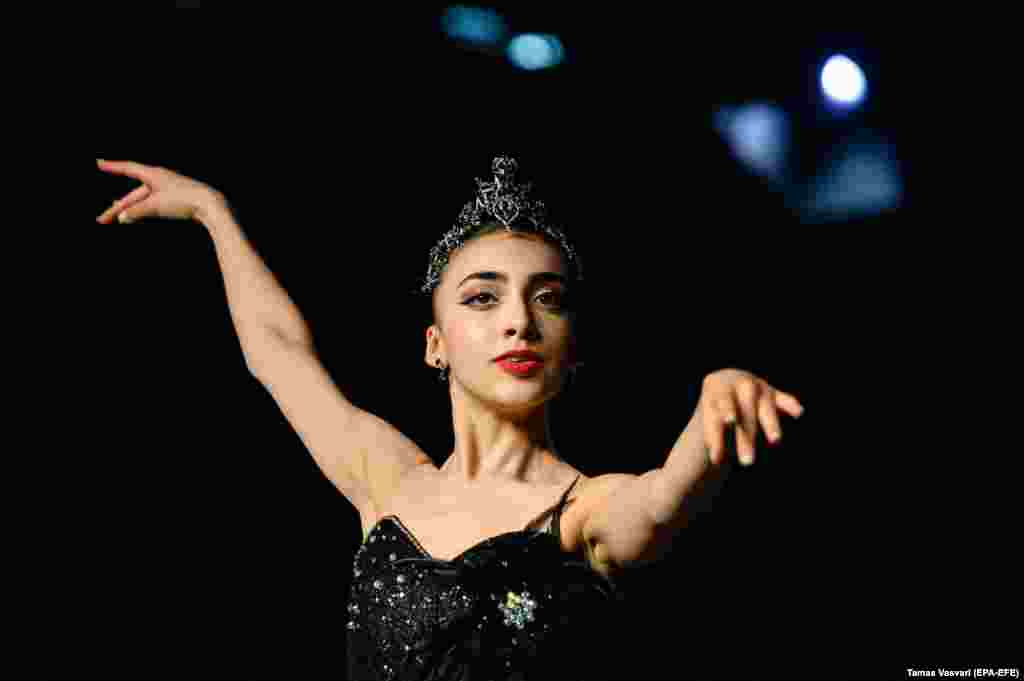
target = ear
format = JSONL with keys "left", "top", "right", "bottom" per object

{"left": 424, "top": 325, "right": 442, "bottom": 367}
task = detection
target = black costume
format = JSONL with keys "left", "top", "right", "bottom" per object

{"left": 345, "top": 474, "right": 624, "bottom": 680}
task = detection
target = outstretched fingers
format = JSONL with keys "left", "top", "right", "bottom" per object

{"left": 96, "top": 159, "right": 162, "bottom": 184}
{"left": 97, "top": 183, "right": 152, "bottom": 224}
{"left": 774, "top": 390, "right": 805, "bottom": 419}
{"left": 703, "top": 395, "right": 738, "bottom": 466}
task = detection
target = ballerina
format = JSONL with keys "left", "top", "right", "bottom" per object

{"left": 97, "top": 155, "right": 804, "bottom": 680}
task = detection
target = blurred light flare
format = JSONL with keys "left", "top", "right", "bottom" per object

{"left": 803, "top": 140, "right": 902, "bottom": 221}
{"left": 821, "top": 54, "right": 868, "bottom": 107}
{"left": 440, "top": 5, "right": 507, "bottom": 47}
{"left": 713, "top": 103, "right": 791, "bottom": 183}
{"left": 507, "top": 33, "right": 565, "bottom": 71}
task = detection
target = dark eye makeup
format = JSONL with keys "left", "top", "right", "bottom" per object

{"left": 462, "top": 290, "right": 564, "bottom": 307}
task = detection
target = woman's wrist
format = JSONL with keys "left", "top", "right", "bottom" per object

{"left": 194, "top": 189, "right": 230, "bottom": 227}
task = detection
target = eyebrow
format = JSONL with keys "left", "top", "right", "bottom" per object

{"left": 457, "top": 271, "right": 568, "bottom": 290}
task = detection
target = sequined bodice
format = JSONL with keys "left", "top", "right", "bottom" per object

{"left": 345, "top": 475, "right": 621, "bottom": 680}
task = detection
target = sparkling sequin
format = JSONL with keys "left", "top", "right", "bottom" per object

{"left": 346, "top": 479, "right": 616, "bottom": 679}
{"left": 497, "top": 590, "right": 538, "bottom": 630}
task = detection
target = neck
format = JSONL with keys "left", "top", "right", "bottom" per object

{"left": 442, "top": 382, "right": 561, "bottom": 484}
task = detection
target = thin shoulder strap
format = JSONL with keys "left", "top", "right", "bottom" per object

{"left": 548, "top": 474, "right": 581, "bottom": 542}
{"left": 524, "top": 475, "right": 581, "bottom": 540}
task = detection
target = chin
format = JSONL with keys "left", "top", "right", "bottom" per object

{"left": 490, "top": 379, "right": 555, "bottom": 408}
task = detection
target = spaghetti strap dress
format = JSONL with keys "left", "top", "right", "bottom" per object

{"left": 345, "top": 474, "right": 624, "bottom": 680}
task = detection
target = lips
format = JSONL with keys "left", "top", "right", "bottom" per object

{"left": 495, "top": 356, "right": 544, "bottom": 376}
{"left": 495, "top": 352, "right": 543, "bottom": 363}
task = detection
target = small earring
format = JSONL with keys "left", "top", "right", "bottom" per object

{"left": 435, "top": 358, "right": 449, "bottom": 383}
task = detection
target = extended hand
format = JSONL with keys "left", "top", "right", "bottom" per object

{"left": 700, "top": 368, "right": 804, "bottom": 466}
{"left": 96, "top": 159, "right": 225, "bottom": 224}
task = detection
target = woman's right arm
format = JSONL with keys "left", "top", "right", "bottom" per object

{"left": 197, "top": 197, "right": 317, "bottom": 365}
{"left": 203, "top": 203, "right": 432, "bottom": 521}
{"left": 96, "top": 159, "right": 314, "bottom": 363}
{"left": 97, "top": 160, "right": 431, "bottom": 522}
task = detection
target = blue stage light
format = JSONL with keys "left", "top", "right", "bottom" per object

{"left": 802, "top": 140, "right": 902, "bottom": 221}
{"left": 713, "top": 103, "right": 791, "bottom": 183}
{"left": 507, "top": 33, "right": 565, "bottom": 71}
{"left": 440, "top": 5, "right": 507, "bottom": 47}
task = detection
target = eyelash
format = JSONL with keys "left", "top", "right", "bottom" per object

{"left": 463, "top": 291, "right": 563, "bottom": 307}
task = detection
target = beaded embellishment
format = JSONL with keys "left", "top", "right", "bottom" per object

{"left": 496, "top": 590, "right": 538, "bottom": 630}
{"left": 418, "top": 155, "right": 583, "bottom": 295}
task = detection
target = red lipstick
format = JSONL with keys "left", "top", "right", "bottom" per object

{"left": 494, "top": 349, "right": 544, "bottom": 376}
{"left": 495, "top": 358, "right": 544, "bottom": 376}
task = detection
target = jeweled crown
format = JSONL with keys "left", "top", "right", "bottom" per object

{"left": 418, "top": 155, "right": 583, "bottom": 295}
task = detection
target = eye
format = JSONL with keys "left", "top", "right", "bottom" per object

{"left": 465, "top": 292, "right": 497, "bottom": 305}
{"left": 464, "top": 291, "right": 564, "bottom": 307}
{"left": 537, "top": 290, "right": 563, "bottom": 306}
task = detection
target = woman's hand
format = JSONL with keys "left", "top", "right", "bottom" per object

{"left": 95, "top": 159, "right": 225, "bottom": 225}
{"left": 699, "top": 368, "right": 804, "bottom": 467}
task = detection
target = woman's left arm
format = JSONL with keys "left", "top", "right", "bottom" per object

{"left": 582, "top": 369, "right": 804, "bottom": 572}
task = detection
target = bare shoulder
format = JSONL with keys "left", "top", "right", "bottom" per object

{"left": 570, "top": 472, "right": 641, "bottom": 578}
{"left": 575, "top": 472, "right": 639, "bottom": 505}
{"left": 570, "top": 472, "right": 640, "bottom": 529}
{"left": 563, "top": 472, "right": 637, "bottom": 548}
{"left": 359, "top": 457, "right": 439, "bottom": 540}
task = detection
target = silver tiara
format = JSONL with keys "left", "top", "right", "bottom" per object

{"left": 418, "top": 155, "right": 584, "bottom": 295}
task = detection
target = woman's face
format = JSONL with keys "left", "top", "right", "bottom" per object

{"left": 428, "top": 231, "right": 577, "bottom": 411}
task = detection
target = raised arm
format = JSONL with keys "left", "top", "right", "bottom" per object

{"left": 197, "top": 197, "right": 316, "bottom": 359}
{"left": 97, "top": 159, "right": 430, "bottom": 527}
{"left": 96, "top": 158, "right": 313, "bottom": 366}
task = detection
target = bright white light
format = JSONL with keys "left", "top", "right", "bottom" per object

{"left": 713, "top": 103, "right": 790, "bottom": 182}
{"left": 441, "top": 5, "right": 507, "bottom": 47}
{"left": 507, "top": 33, "right": 564, "bottom": 71}
{"left": 821, "top": 54, "right": 867, "bottom": 106}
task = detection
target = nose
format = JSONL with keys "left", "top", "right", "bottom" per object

{"left": 503, "top": 297, "right": 541, "bottom": 341}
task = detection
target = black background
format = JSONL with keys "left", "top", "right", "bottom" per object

{"left": 9, "top": 10, "right": 1015, "bottom": 680}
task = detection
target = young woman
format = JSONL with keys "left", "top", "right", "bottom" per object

{"left": 97, "top": 155, "right": 804, "bottom": 680}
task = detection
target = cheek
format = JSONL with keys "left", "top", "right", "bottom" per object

{"left": 447, "top": 320, "right": 489, "bottom": 361}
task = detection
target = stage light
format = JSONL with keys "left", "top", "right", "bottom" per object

{"left": 801, "top": 139, "right": 902, "bottom": 221}
{"left": 440, "top": 5, "right": 507, "bottom": 47}
{"left": 821, "top": 54, "right": 868, "bottom": 107}
{"left": 507, "top": 33, "right": 565, "bottom": 71}
{"left": 712, "top": 103, "right": 791, "bottom": 183}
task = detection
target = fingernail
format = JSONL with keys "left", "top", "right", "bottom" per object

{"left": 740, "top": 452, "right": 754, "bottom": 466}
{"left": 118, "top": 211, "right": 131, "bottom": 224}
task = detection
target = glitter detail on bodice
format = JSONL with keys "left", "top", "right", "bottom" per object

{"left": 345, "top": 474, "right": 622, "bottom": 680}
